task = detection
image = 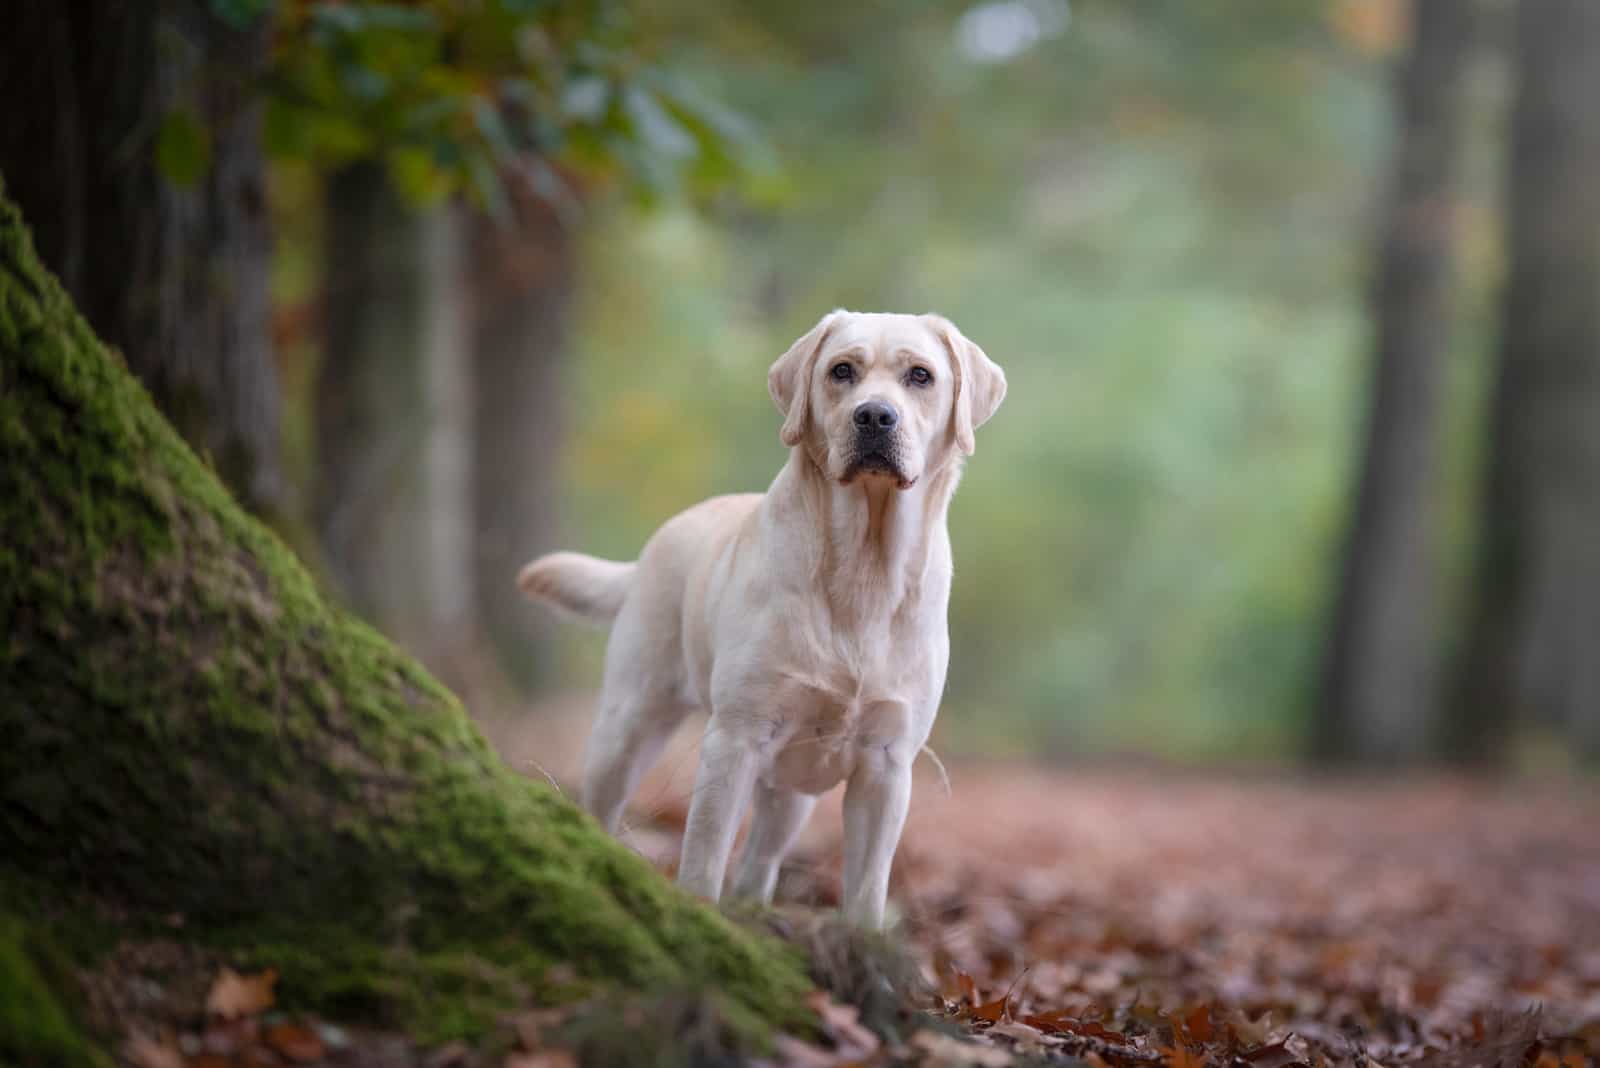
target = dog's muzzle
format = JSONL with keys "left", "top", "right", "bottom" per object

{"left": 843, "top": 401, "right": 912, "bottom": 486}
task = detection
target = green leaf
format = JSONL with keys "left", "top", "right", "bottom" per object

{"left": 562, "top": 76, "right": 611, "bottom": 124}
{"left": 646, "top": 70, "right": 759, "bottom": 150}
{"left": 336, "top": 60, "right": 389, "bottom": 103}
{"left": 622, "top": 86, "right": 697, "bottom": 161}
{"left": 466, "top": 151, "right": 512, "bottom": 225}
{"left": 311, "top": 4, "right": 437, "bottom": 36}
{"left": 209, "top": 0, "right": 274, "bottom": 29}
{"left": 155, "top": 109, "right": 212, "bottom": 188}
{"left": 263, "top": 97, "right": 309, "bottom": 159}
{"left": 472, "top": 98, "right": 517, "bottom": 156}
{"left": 387, "top": 146, "right": 455, "bottom": 206}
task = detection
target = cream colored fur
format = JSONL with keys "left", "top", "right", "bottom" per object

{"left": 518, "top": 310, "right": 1005, "bottom": 927}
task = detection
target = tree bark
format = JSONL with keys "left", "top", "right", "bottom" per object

{"left": 316, "top": 163, "right": 477, "bottom": 678}
{"left": 468, "top": 184, "right": 574, "bottom": 692}
{"left": 1453, "top": 0, "right": 1600, "bottom": 765}
{"left": 0, "top": 0, "right": 281, "bottom": 516}
{"left": 1312, "top": 0, "right": 1477, "bottom": 765}
{"left": 0, "top": 185, "right": 807, "bottom": 1040}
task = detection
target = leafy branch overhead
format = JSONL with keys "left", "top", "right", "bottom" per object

{"left": 159, "top": 0, "right": 768, "bottom": 214}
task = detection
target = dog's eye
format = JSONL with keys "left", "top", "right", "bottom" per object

{"left": 829, "top": 362, "right": 855, "bottom": 383}
{"left": 908, "top": 366, "right": 933, "bottom": 386}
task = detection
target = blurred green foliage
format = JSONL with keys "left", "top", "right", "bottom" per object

{"left": 550, "top": 1, "right": 1504, "bottom": 759}
{"left": 183, "top": 0, "right": 763, "bottom": 212}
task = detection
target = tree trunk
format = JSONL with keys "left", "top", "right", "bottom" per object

{"left": 468, "top": 185, "right": 574, "bottom": 692}
{"left": 1453, "top": 0, "right": 1600, "bottom": 765}
{"left": 316, "top": 163, "right": 477, "bottom": 679}
{"left": 1311, "top": 0, "right": 1477, "bottom": 765}
{"left": 0, "top": 185, "right": 807, "bottom": 1042}
{"left": 0, "top": 0, "right": 281, "bottom": 516}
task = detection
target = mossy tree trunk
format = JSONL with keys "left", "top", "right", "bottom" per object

{"left": 0, "top": 183, "right": 808, "bottom": 1041}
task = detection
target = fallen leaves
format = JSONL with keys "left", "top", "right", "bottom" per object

{"left": 264, "top": 1020, "right": 326, "bottom": 1062}
{"left": 204, "top": 967, "right": 277, "bottom": 1020}
{"left": 1238, "top": 1042, "right": 1305, "bottom": 1068}
{"left": 1157, "top": 1041, "right": 1207, "bottom": 1068}
{"left": 503, "top": 1052, "right": 578, "bottom": 1068}
{"left": 807, "top": 989, "right": 883, "bottom": 1057}
{"left": 123, "top": 1032, "right": 185, "bottom": 1068}
{"left": 99, "top": 766, "right": 1599, "bottom": 1068}
{"left": 908, "top": 1030, "right": 1013, "bottom": 1067}
{"left": 712, "top": 770, "right": 1598, "bottom": 1067}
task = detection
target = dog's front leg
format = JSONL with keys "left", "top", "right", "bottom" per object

{"left": 678, "top": 721, "right": 758, "bottom": 903}
{"left": 841, "top": 754, "right": 912, "bottom": 928}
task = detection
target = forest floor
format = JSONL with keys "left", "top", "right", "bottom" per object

{"left": 111, "top": 702, "right": 1600, "bottom": 1068}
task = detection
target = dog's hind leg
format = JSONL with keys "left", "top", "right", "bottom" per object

{"left": 582, "top": 694, "right": 688, "bottom": 835}
{"left": 729, "top": 783, "right": 816, "bottom": 904}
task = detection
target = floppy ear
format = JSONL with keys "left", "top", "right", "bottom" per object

{"left": 768, "top": 310, "right": 842, "bottom": 448}
{"left": 930, "top": 316, "right": 1007, "bottom": 455}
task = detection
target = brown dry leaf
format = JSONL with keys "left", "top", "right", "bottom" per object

{"left": 205, "top": 967, "right": 278, "bottom": 1019}
{"left": 947, "top": 966, "right": 980, "bottom": 1008}
{"left": 187, "top": 1055, "right": 234, "bottom": 1068}
{"left": 1183, "top": 1005, "right": 1216, "bottom": 1044}
{"left": 969, "top": 993, "right": 1011, "bottom": 1024}
{"left": 1025, "top": 1011, "right": 1129, "bottom": 1046}
{"left": 425, "top": 1041, "right": 473, "bottom": 1068}
{"left": 265, "top": 1021, "right": 326, "bottom": 1063}
{"left": 1161, "top": 1042, "right": 1209, "bottom": 1068}
{"left": 989, "top": 1019, "right": 1049, "bottom": 1053}
{"left": 771, "top": 1034, "right": 849, "bottom": 1068}
{"left": 1536, "top": 1042, "right": 1587, "bottom": 1068}
{"left": 805, "top": 990, "right": 880, "bottom": 1056}
{"left": 510, "top": 1007, "right": 574, "bottom": 1052}
{"left": 505, "top": 1052, "right": 578, "bottom": 1068}
{"left": 1225, "top": 1012, "right": 1275, "bottom": 1048}
{"left": 1239, "top": 1042, "right": 1305, "bottom": 1068}
{"left": 910, "top": 1030, "right": 1014, "bottom": 1067}
{"left": 1021, "top": 1010, "right": 1072, "bottom": 1035}
{"left": 199, "top": 1015, "right": 258, "bottom": 1058}
{"left": 122, "top": 1032, "right": 185, "bottom": 1068}
{"left": 238, "top": 1047, "right": 281, "bottom": 1068}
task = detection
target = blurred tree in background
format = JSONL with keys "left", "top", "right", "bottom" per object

{"left": 1313, "top": 0, "right": 1478, "bottom": 766}
{"left": 265, "top": 0, "right": 752, "bottom": 685}
{"left": 1456, "top": 0, "right": 1600, "bottom": 764}
{"left": 0, "top": 2, "right": 281, "bottom": 515}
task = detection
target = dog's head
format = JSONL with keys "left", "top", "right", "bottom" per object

{"left": 768, "top": 310, "right": 1006, "bottom": 488}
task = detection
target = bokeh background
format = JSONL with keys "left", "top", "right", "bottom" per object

{"left": 7, "top": 0, "right": 1597, "bottom": 772}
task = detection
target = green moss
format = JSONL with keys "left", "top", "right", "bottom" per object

{"left": 0, "top": 177, "right": 813, "bottom": 1045}
{"left": 0, "top": 914, "right": 108, "bottom": 1068}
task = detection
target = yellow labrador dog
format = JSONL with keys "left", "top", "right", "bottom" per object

{"left": 518, "top": 310, "right": 1005, "bottom": 927}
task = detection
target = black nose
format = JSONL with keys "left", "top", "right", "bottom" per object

{"left": 853, "top": 401, "right": 899, "bottom": 431}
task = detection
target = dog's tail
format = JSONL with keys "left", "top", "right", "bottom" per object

{"left": 516, "top": 551, "right": 635, "bottom": 627}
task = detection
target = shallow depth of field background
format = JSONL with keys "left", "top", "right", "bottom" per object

{"left": 93, "top": 0, "right": 1593, "bottom": 771}
{"left": 481, "top": 2, "right": 1511, "bottom": 764}
{"left": 559, "top": 2, "right": 1403, "bottom": 760}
